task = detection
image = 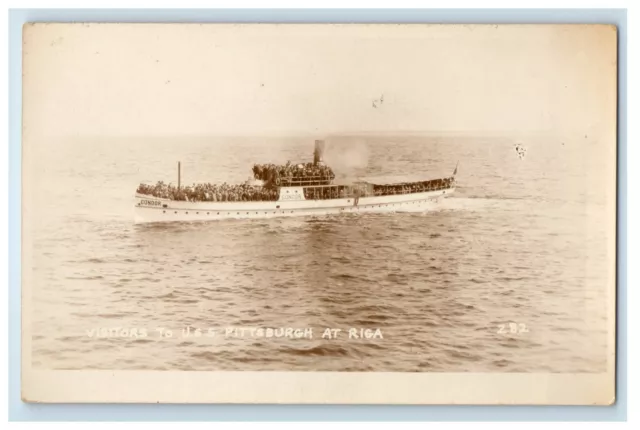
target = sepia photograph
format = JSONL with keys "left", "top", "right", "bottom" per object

{"left": 21, "top": 23, "right": 617, "bottom": 404}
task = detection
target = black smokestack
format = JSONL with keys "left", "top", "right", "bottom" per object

{"left": 314, "top": 139, "right": 325, "bottom": 165}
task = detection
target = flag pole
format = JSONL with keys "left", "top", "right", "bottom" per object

{"left": 178, "top": 161, "right": 181, "bottom": 189}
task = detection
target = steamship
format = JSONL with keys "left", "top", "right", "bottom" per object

{"left": 133, "top": 140, "right": 457, "bottom": 224}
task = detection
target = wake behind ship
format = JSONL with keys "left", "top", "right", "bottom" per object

{"left": 134, "top": 140, "right": 458, "bottom": 223}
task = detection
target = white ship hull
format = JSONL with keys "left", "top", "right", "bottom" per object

{"left": 133, "top": 187, "right": 456, "bottom": 224}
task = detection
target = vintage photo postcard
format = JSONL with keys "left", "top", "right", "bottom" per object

{"left": 21, "top": 23, "right": 617, "bottom": 404}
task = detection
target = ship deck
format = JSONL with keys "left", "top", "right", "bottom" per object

{"left": 133, "top": 186, "right": 456, "bottom": 223}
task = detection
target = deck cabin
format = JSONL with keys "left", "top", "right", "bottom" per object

{"left": 276, "top": 175, "right": 455, "bottom": 202}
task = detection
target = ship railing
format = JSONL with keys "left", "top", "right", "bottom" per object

{"left": 275, "top": 175, "right": 334, "bottom": 186}
{"left": 373, "top": 184, "right": 453, "bottom": 196}
{"left": 371, "top": 186, "right": 450, "bottom": 196}
{"left": 300, "top": 180, "right": 454, "bottom": 200}
{"left": 370, "top": 178, "right": 455, "bottom": 196}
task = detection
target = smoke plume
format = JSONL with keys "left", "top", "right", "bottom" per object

{"left": 322, "top": 138, "right": 370, "bottom": 180}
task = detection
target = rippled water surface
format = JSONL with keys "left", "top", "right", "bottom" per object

{"left": 27, "top": 135, "right": 613, "bottom": 372}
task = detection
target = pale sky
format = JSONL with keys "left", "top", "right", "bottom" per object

{"left": 23, "top": 23, "right": 617, "bottom": 139}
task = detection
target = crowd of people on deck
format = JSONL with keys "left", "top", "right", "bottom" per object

{"left": 136, "top": 181, "right": 279, "bottom": 202}
{"left": 301, "top": 178, "right": 455, "bottom": 200}
{"left": 303, "top": 186, "right": 361, "bottom": 200}
{"left": 252, "top": 162, "right": 335, "bottom": 185}
{"left": 372, "top": 177, "right": 454, "bottom": 196}
{"left": 136, "top": 163, "right": 454, "bottom": 202}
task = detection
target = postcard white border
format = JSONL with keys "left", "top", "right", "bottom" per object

{"left": 22, "top": 370, "right": 614, "bottom": 405}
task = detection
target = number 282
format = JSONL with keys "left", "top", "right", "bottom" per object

{"left": 497, "top": 323, "right": 529, "bottom": 334}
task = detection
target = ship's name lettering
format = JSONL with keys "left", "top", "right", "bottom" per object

{"left": 140, "top": 200, "right": 162, "bottom": 206}
{"left": 280, "top": 194, "right": 302, "bottom": 201}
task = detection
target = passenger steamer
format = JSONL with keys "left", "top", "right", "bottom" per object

{"left": 134, "top": 140, "right": 457, "bottom": 224}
